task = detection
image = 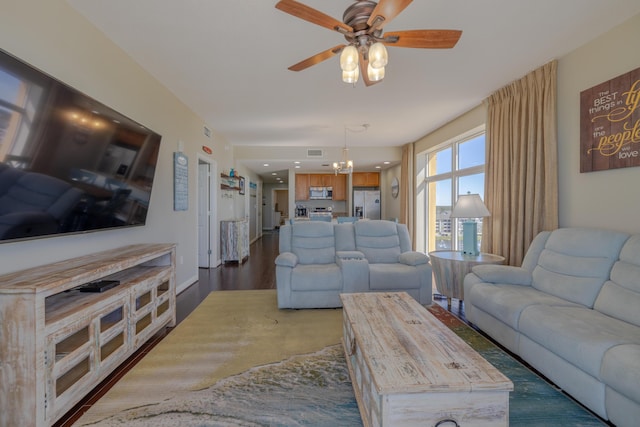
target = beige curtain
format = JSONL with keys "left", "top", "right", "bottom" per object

{"left": 483, "top": 60, "right": 558, "bottom": 266}
{"left": 400, "top": 143, "right": 414, "bottom": 245}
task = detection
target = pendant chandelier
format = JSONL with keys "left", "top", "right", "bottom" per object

{"left": 334, "top": 127, "right": 354, "bottom": 175}
{"left": 334, "top": 124, "right": 368, "bottom": 174}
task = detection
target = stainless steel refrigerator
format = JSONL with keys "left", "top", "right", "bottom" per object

{"left": 353, "top": 189, "right": 381, "bottom": 220}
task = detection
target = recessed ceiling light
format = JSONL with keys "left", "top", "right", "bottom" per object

{"left": 375, "top": 165, "right": 381, "bottom": 169}
{"left": 295, "top": 165, "right": 301, "bottom": 168}
{"left": 294, "top": 161, "right": 300, "bottom": 164}
{"left": 383, "top": 161, "right": 390, "bottom": 165}
{"left": 263, "top": 163, "right": 269, "bottom": 167}
{"left": 272, "top": 172, "right": 277, "bottom": 175}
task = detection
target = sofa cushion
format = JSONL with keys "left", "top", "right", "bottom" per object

{"left": 594, "top": 235, "right": 640, "bottom": 327}
{"left": 471, "top": 265, "right": 532, "bottom": 286}
{"left": 519, "top": 305, "right": 640, "bottom": 379}
{"left": 291, "top": 222, "right": 335, "bottom": 265}
{"left": 334, "top": 223, "right": 356, "bottom": 251}
{"left": 354, "top": 220, "right": 401, "bottom": 264}
{"left": 368, "top": 263, "right": 420, "bottom": 290}
{"left": 291, "top": 264, "right": 342, "bottom": 291}
{"left": 468, "top": 283, "right": 580, "bottom": 330}
{"left": 601, "top": 344, "right": 640, "bottom": 404}
{"left": 532, "top": 228, "right": 629, "bottom": 307}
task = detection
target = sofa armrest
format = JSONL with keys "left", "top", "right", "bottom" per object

{"left": 275, "top": 252, "right": 298, "bottom": 268}
{"left": 398, "top": 251, "right": 429, "bottom": 266}
{"left": 336, "top": 250, "right": 366, "bottom": 261}
{"left": 337, "top": 255, "right": 369, "bottom": 294}
{"left": 471, "top": 264, "right": 532, "bottom": 286}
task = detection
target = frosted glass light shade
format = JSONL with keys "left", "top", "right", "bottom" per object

{"left": 368, "top": 42, "right": 388, "bottom": 69}
{"left": 342, "top": 65, "right": 359, "bottom": 83}
{"left": 340, "top": 45, "right": 359, "bottom": 72}
{"left": 367, "top": 63, "right": 385, "bottom": 81}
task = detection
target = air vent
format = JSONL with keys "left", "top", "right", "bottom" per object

{"left": 307, "top": 149, "right": 323, "bottom": 158}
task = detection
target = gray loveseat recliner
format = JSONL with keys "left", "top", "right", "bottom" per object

{"left": 276, "top": 220, "right": 432, "bottom": 309}
{"left": 464, "top": 227, "right": 640, "bottom": 427}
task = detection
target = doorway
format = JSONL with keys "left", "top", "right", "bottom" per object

{"left": 197, "top": 156, "right": 218, "bottom": 268}
{"left": 274, "top": 189, "right": 288, "bottom": 227}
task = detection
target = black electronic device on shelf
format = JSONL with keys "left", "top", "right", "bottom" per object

{"left": 78, "top": 280, "right": 120, "bottom": 293}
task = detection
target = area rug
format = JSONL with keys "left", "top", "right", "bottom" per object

{"left": 75, "top": 290, "right": 604, "bottom": 426}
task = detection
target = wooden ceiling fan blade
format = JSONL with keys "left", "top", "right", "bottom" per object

{"left": 276, "top": 0, "right": 353, "bottom": 33}
{"left": 367, "top": 0, "right": 413, "bottom": 30}
{"left": 383, "top": 29, "right": 462, "bottom": 48}
{"left": 288, "top": 45, "right": 345, "bottom": 72}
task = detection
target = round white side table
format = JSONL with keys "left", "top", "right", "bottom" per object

{"left": 428, "top": 251, "right": 505, "bottom": 308}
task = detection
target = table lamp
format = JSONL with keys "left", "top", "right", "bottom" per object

{"left": 450, "top": 193, "right": 490, "bottom": 256}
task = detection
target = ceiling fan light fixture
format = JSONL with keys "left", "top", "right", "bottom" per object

{"left": 367, "top": 63, "right": 385, "bottom": 81}
{"left": 342, "top": 65, "right": 359, "bottom": 84}
{"left": 368, "top": 42, "right": 388, "bottom": 69}
{"left": 340, "top": 45, "right": 359, "bottom": 72}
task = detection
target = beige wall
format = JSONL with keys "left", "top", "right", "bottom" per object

{"left": 557, "top": 12, "right": 640, "bottom": 232}
{"left": 381, "top": 165, "right": 402, "bottom": 221}
{"left": 414, "top": 106, "right": 486, "bottom": 155}
{"left": 413, "top": 12, "right": 640, "bottom": 236}
{"left": 0, "top": 0, "right": 235, "bottom": 290}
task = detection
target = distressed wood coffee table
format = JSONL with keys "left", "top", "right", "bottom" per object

{"left": 340, "top": 292, "right": 513, "bottom": 427}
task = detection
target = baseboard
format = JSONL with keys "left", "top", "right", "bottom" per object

{"left": 177, "top": 274, "right": 198, "bottom": 295}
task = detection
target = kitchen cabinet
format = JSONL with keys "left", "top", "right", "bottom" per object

{"left": 352, "top": 172, "right": 380, "bottom": 187}
{"left": 295, "top": 174, "right": 309, "bottom": 201}
{"left": 296, "top": 173, "right": 346, "bottom": 201}
{"left": 309, "top": 174, "right": 332, "bottom": 187}
{"left": 332, "top": 174, "right": 347, "bottom": 200}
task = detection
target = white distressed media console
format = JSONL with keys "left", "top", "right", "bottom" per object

{"left": 0, "top": 243, "right": 176, "bottom": 426}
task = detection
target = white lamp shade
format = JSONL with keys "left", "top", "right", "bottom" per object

{"left": 340, "top": 45, "right": 359, "bottom": 72}
{"left": 342, "top": 65, "right": 359, "bottom": 84}
{"left": 367, "top": 63, "right": 385, "bottom": 81}
{"left": 368, "top": 42, "right": 388, "bottom": 69}
{"left": 450, "top": 194, "right": 490, "bottom": 218}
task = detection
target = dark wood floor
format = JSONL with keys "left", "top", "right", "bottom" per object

{"left": 55, "top": 230, "right": 460, "bottom": 426}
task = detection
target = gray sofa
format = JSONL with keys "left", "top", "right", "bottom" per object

{"left": 464, "top": 227, "right": 640, "bottom": 427}
{"left": 275, "top": 220, "right": 432, "bottom": 308}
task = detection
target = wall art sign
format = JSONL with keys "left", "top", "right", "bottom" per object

{"left": 173, "top": 152, "right": 188, "bottom": 211}
{"left": 580, "top": 66, "right": 640, "bottom": 173}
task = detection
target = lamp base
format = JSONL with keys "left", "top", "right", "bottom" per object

{"left": 461, "top": 221, "right": 479, "bottom": 256}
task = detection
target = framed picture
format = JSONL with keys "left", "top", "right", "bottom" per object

{"left": 239, "top": 176, "right": 245, "bottom": 195}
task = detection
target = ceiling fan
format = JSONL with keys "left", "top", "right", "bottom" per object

{"left": 275, "top": 0, "right": 462, "bottom": 86}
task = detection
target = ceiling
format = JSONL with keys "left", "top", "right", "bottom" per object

{"left": 67, "top": 0, "right": 640, "bottom": 184}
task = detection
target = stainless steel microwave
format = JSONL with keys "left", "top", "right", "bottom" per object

{"left": 309, "top": 186, "right": 332, "bottom": 200}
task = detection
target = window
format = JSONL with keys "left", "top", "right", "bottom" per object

{"left": 416, "top": 126, "right": 486, "bottom": 254}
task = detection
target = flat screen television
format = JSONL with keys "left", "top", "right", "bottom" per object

{"left": 0, "top": 48, "right": 162, "bottom": 243}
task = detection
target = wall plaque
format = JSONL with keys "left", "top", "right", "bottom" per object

{"left": 173, "top": 152, "right": 188, "bottom": 211}
{"left": 580, "top": 66, "right": 640, "bottom": 172}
